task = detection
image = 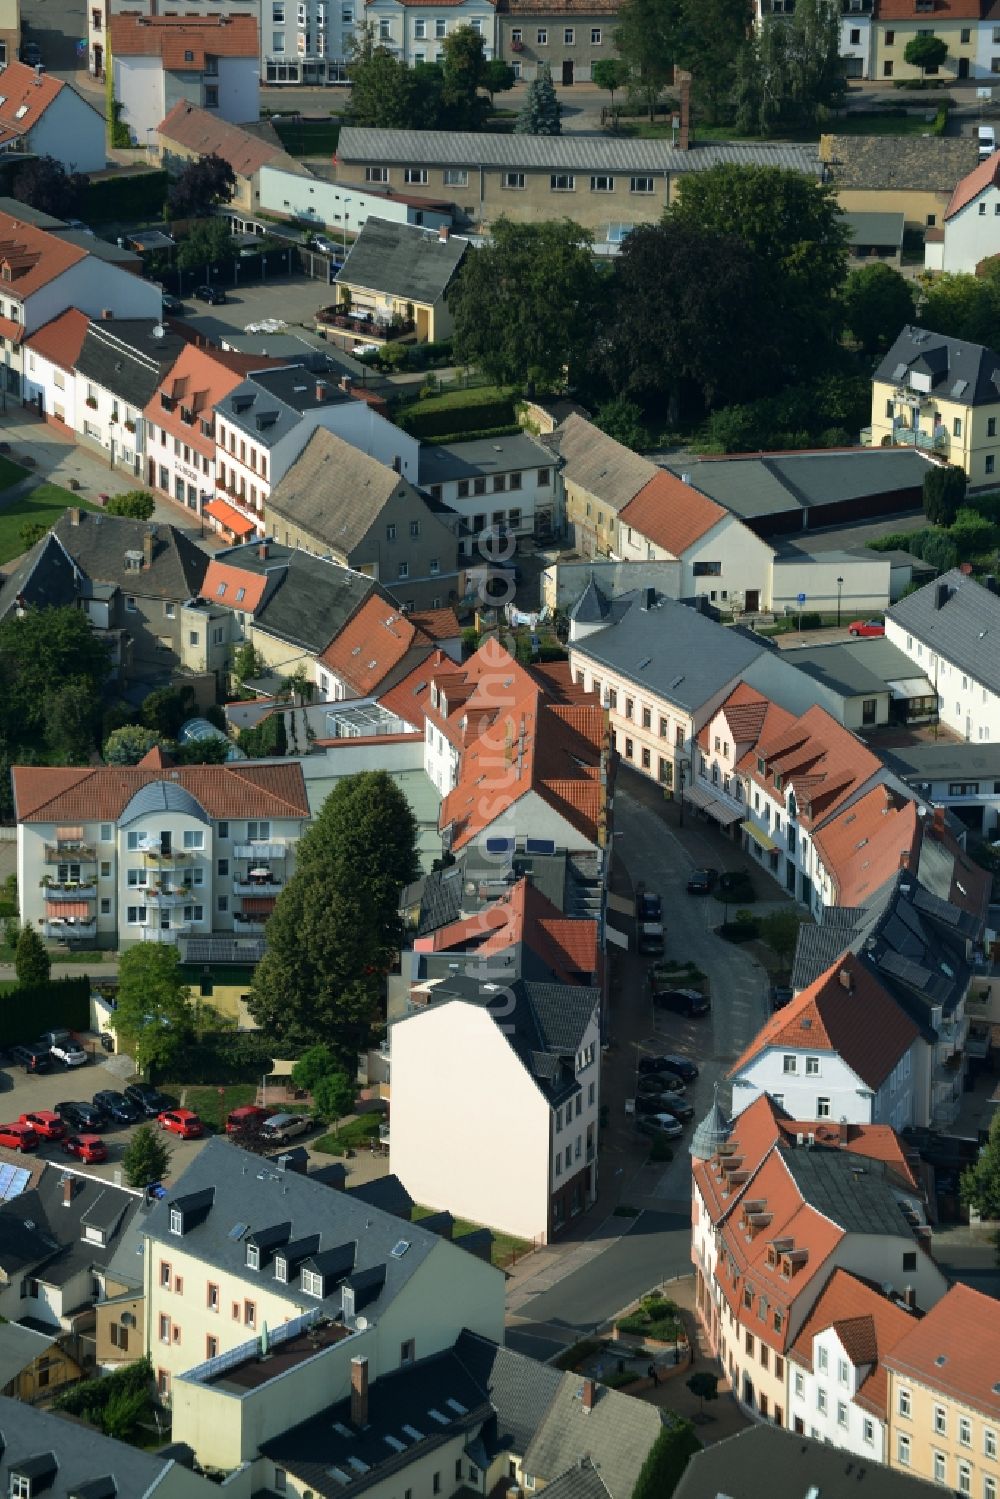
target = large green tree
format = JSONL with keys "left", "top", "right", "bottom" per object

{"left": 735, "top": 0, "right": 843, "bottom": 134}
{"left": 515, "top": 63, "right": 561, "bottom": 134}
{"left": 121, "top": 1123, "right": 171, "bottom": 1188}
{"left": 166, "top": 153, "right": 236, "bottom": 219}
{"left": 348, "top": 25, "right": 426, "bottom": 127}
{"left": 106, "top": 490, "right": 156, "bottom": 521}
{"left": 247, "top": 771, "right": 419, "bottom": 1054}
{"left": 843, "top": 262, "right": 916, "bottom": 355}
{"left": 591, "top": 58, "right": 629, "bottom": 118}
{"left": 904, "top": 33, "right": 947, "bottom": 75}
{"left": 115, "top": 944, "right": 195, "bottom": 1074}
{"left": 615, "top": 0, "right": 679, "bottom": 120}
{"left": 923, "top": 464, "right": 967, "bottom": 526}
{"left": 962, "top": 1110, "right": 1000, "bottom": 1220}
{"left": 440, "top": 26, "right": 490, "bottom": 128}
{"left": 104, "top": 726, "right": 163, "bottom": 765}
{"left": 676, "top": 0, "right": 752, "bottom": 124}
{"left": 0, "top": 605, "right": 109, "bottom": 775}
{"left": 176, "top": 219, "right": 235, "bottom": 272}
{"left": 448, "top": 218, "right": 603, "bottom": 391}
{"left": 919, "top": 272, "right": 1000, "bottom": 346}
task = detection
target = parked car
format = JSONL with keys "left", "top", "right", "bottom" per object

{"left": 637, "top": 1113, "right": 684, "bottom": 1140}
{"left": 686, "top": 867, "right": 718, "bottom": 895}
{"left": 638, "top": 1054, "right": 679, "bottom": 1075}
{"left": 260, "top": 1112, "right": 311, "bottom": 1145}
{"left": 637, "top": 921, "right": 665, "bottom": 955}
{"left": 848, "top": 619, "right": 885, "bottom": 638}
{"left": 194, "top": 284, "right": 226, "bottom": 304}
{"left": 636, "top": 1072, "right": 685, "bottom": 1096}
{"left": 63, "top": 1134, "right": 107, "bottom": 1164}
{"left": 980, "top": 124, "right": 997, "bottom": 160}
{"left": 10, "top": 1043, "right": 53, "bottom": 1074}
{"left": 158, "top": 1109, "right": 204, "bottom": 1139}
{"left": 20, "top": 1110, "right": 65, "bottom": 1140}
{"left": 161, "top": 293, "right": 184, "bottom": 315}
{"left": 637, "top": 885, "right": 662, "bottom": 922}
{"left": 656, "top": 1054, "right": 700, "bottom": 1081}
{"left": 92, "top": 1090, "right": 142, "bottom": 1125}
{"left": 655, "top": 1096, "right": 695, "bottom": 1122}
{"left": 770, "top": 984, "right": 794, "bottom": 1012}
{"left": 634, "top": 1095, "right": 685, "bottom": 1117}
{"left": 19, "top": 41, "right": 41, "bottom": 64}
{"left": 124, "top": 1083, "right": 171, "bottom": 1116}
{"left": 40, "top": 1031, "right": 87, "bottom": 1068}
{"left": 652, "top": 987, "right": 711, "bottom": 1018}
{"left": 226, "top": 1104, "right": 268, "bottom": 1134}
{"left": 56, "top": 1101, "right": 106, "bottom": 1132}
{"left": 312, "top": 235, "right": 339, "bottom": 256}
{"left": 0, "top": 1122, "right": 38, "bottom": 1152}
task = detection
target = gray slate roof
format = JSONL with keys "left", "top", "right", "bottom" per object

{"left": 888, "top": 568, "right": 1000, "bottom": 692}
{"left": 0, "top": 1396, "right": 185, "bottom": 1499}
{"left": 522, "top": 1362, "right": 670, "bottom": 1499}
{"left": 779, "top": 1142, "right": 917, "bottom": 1236}
{"left": 883, "top": 740, "right": 1000, "bottom": 784}
{"left": 791, "top": 906, "right": 867, "bottom": 990}
{"left": 556, "top": 413, "right": 656, "bottom": 513}
{"left": 0, "top": 533, "right": 79, "bottom": 622}
{"left": 217, "top": 539, "right": 384, "bottom": 652}
{"left": 0, "top": 1167, "right": 141, "bottom": 1291}
{"left": 418, "top": 432, "right": 554, "bottom": 488}
{"left": 674, "top": 1426, "right": 941, "bottom": 1499}
{"left": 822, "top": 133, "right": 978, "bottom": 192}
{"left": 0, "top": 1323, "right": 56, "bottom": 1390}
{"left": 53, "top": 510, "right": 209, "bottom": 601}
{"left": 217, "top": 367, "right": 349, "bottom": 449}
{"left": 780, "top": 639, "right": 920, "bottom": 701}
{"left": 336, "top": 126, "right": 821, "bottom": 177}
{"left": 876, "top": 325, "right": 1000, "bottom": 408}
{"left": 264, "top": 427, "right": 415, "bottom": 554}
{"left": 571, "top": 591, "right": 767, "bottom": 712}
{"left": 339, "top": 217, "right": 469, "bottom": 306}
{"left": 75, "top": 318, "right": 187, "bottom": 408}
{"left": 664, "top": 448, "right": 930, "bottom": 522}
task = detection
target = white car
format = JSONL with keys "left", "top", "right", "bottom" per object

{"left": 352, "top": 342, "right": 380, "bottom": 358}
{"left": 42, "top": 1030, "right": 87, "bottom": 1068}
{"left": 639, "top": 1113, "right": 684, "bottom": 1140}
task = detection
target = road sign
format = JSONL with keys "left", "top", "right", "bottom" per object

{"left": 978, "top": 87, "right": 993, "bottom": 100}
{"left": 796, "top": 592, "right": 807, "bottom": 605}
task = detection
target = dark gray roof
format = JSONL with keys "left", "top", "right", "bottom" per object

{"left": 569, "top": 575, "right": 613, "bottom": 625}
{"left": 217, "top": 367, "right": 349, "bottom": 448}
{"left": 142, "top": 1137, "right": 456, "bottom": 1319}
{"left": 843, "top": 210, "right": 904, "bottom": 247}
{"left": 419, "top": 432, "right": 554, "bottom": 488}
{"left": 52, "top": 231, "right": 142, "bottom": 267}
{"left": 674, "top": 1426, "right": 941, "bottom": 1499}
{"left": 888, "top": 568, "right": 1000, "bottom": 691}
{"left": 779, "top": 1143, "right": 916, "bottom": 1236}
{"left": 780, "top": 639, "right": 921, "bottom": 701}
{"left": 217, "top": 540, "right": 382, "bottom": 653}
{"left": 53, "top": 511, "right": 208, "bottom": 601}
{"left": 876, "top": 325, "right": 1000, "bottom": 408}
{"left": 75, "top": 319, "right": 188, "bottom": 408}
{"left": 0, "top": 1323, "right": 57, "bottom": 1389}
{"left": 339, "top": 218, "right": 468, "bottom": 307}
{"left": 401, "top": 865, "right": 464, "bottom": 937}
{"left": 346, "top": 1174, "right": 413, "bottom": 1219}
{"left": 571, "top": 591, "right": 767, "bottom": 712}
{"left": 0, "top": 1168, "right": 141, "bottom": 1292}
{"left": 0, "top": 1396, "right": 182, "bottom": 1499}
{"left": 540, "top": 1467, "right": 610, "bottom": 1499}
{"left": 791, "top": 907, "right": 867, "bottom": 989}
{"left": 0, "top": 533, "right": 79, "bottom": 622}
{"left": 451, "top": 1332, "right": 573, "bottom": 1460}
{"left": 665, "top": 448, "right": 931, "bottom": 522}
{"left": 883, "top": 740, "right": 1000, "bottom": 784}
{"left": 525, "top": 981, "right": 598, "bottom": 1052}
{"left": 522, "top": 1369, "right": 669, "bottom": 1499}
{"left": 822, "top": 133, "right": 978, "bottom": 193}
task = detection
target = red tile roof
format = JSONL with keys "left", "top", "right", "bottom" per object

{"left": 0, "top": 211, "right": 87, "bottom": 298}
{"left": 728, "top": 951, "right": 919, "bottom": 1091}
{"left": 377, "top": 648, "right": 460, "bottom": 730}
{"left": 812, "top": 786, "right": 919, "bottom": 907}
{"left": 885, "top": 1283, "right": 1000, "bottom": 1419}
{"left": 0, "top": 63, "right": 98, "bottom": 138}
{"left": 200, "top": 558, "right": 269, "bottom": 614}
{"left": 945, "top": 150, "right": 1000, "bottom": 220}
{"left": 318, "top": 597, "right": 433, "bottom": 697}
{"left": 408, "top": 607, "right": 461, "bottom": 642}
{"left": 13, "top": 762, "right": 310, "bottom": 822}
{"left": 110, "top": 13, "right": 259, "bottom": 67}
{"left": 23, "top": 307, "right": 89, "bottom": 369}
{"left": 789, "top": 1268, "right": 919, "bottom": 1420}
{"left": 697, "top": 682, "right": 797, "bottom": 757}
{"left": 145, "top": 344, "right": 283, "bottom": 460}
{"left": 619, "top": 469, "right": 727, "bottom": 557}
{"left": 416, "top": 876, "right": 598, "bottom": 984}
{"left": 877, "top": 0, "right": 979, "bottom": 17}
{"left": 157, "top": 101, "right": 283, "bottom": 178}
{"left": 747, "top": 702, "right": 883, "bottom": 830}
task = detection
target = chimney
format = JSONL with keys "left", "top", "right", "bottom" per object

{"left": 69, "top": 506, "right": 81, "bottom": 526}
{"left": 351, "top": 1356, "right": 369, "bottom": 1427}
{"left": 315, "top": 379, "right": 327, "bottom": 403}
{"left": 641, "top": 586, "right": 656, "bottom": 612}
{"left": 438, "top": 224, "right": 450, "bottom": 242}
{"left": 63, "top": 1176, "right": 75, "bottom": 1208}
{"left": 259, "top": 542, "right": 268, "bottom": 560}
{"left": 899, "top": 848, "right": 909, "bottom": 871}
{"left": 935, "top": 582, "right": 951, "bottom": 610}
{"left": 838, "top": 966, "right": 853, "bottom": 993}
{"left": 986, "top": 575, "right": 998, "bottom": 595}
{"left": 903, "top": 1284, "right": 916, "bottom": 1310}
{"left": 339, "top": 375, "right": 353, "bottom": 393}
{"left": 932, "top": 805, "right": 945, "bottom": 838}
{"left": 276, "top": 1151, "right": 307, "bottom": 1175}
{"left": 101, "top": 308, "right": 113, "bottom": 320}
{"left": 581, "top": 1377, "right": 595, "bottom": 1412}
{"left": 838, "top": 1117, "right": 850, "bottom": 1146}
{"left": 676, "top": 68, "right": 692, "bottom": 150}
{"left": 143, "top": 528, "right": 155, "bottom": 568}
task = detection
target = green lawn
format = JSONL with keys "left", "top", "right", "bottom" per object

{"left": 273, "top": 119, "right": 341, "bottom": 156}
{"left": 0, "top": 455, "right": 27, "bottom": 489}
{"left": 313, "top": 1112, "right": 382, "bottom": 1155}
{"left": 412, "top": 1204, "right": 531, "bottom": 1268}
{"left": 0, "top": 480, "right": 97, "bottom": 565}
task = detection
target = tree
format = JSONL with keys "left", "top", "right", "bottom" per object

{"left": 919, "top": 274, "right": 1000, "bottom": 346}
{"left": 100, "top": 1387, "right": 150, "bottom": 1442}
{"left": 312, "top": 1070, "right": 356, "bottom": 1129}
{"left": 142, "top": 684, "right": 195, "bottom": 738}
{"left": 106, "top": 490, "right": 156, "bottom": 521}
{"left": 0, "top": 605, "right": 109, "bottom": 765}
{"left": 20, "top": 521, "right": 47, "bottom": 550}
{"left": 448, "top": 218, "right": 603, "bottom": 391}
{"left": 631, "top": 1422, "right": 700, "bottom": 1499}
{"left": 483, "top": 57, "right": 516, "bottom": 105}
{"left": 962, "top": 1110, "right": 1000, "bottom": 1219}
{"left": 594, "top": 395, "right": 649, "bottom": 449}
{"left": 291, "top": 1043, "right": 340, "bottom": 1094}
{"left": 675, "top": 0, "right": 753, "bottom": 125}
{"left": 46, "top": 680, "right": 101, "bottom": 765}
{"left": 784, "top": 0, "right": 846, "bottom": 122}
{"left": 515, "top": 63, "right": 561, "bottom": 134}
{"left": 233, "top": 641, "right": 262, "bottom": 687}
{"left": 923, "top": 464, "right": 968, "bottom": 527}
{"left": 758, "top": 908, "right": 803, "bottom": 972}
{"left": 173, "top": 736, "right": 230, "bottom": 765}
{"left": 247, "top": 771, "right": 419, "bottom": 1054}
{"left": 441, "top": 26, "right": 489, "bottom": 128}
{"left": 592, "top": 58, "right": 630, "bottom": 118}
{"left": 686, "top": 1370, "right": 719, "bottom": 1416}
{"left": 176, "top": 218, "right": 236, "bottom": 272}
{"left": 348, "top": 25, "right": 426, "bottom": 128}
{"left": 904, "top": 32, "right": 947, "bottom": 75}
{"left": 115, "top": 945, "right": 195, "bottom": 1074}
{"left": 615, "top": 0, "right": 679, "bottom": 120}
{"left": 11, "top": 156, "right": 88, "bottom": 219}
{"left": 843, "top": 262, "right": 916, "bottom": 355}
{"left": 166, "top": 153, "right": 236, "bottom": 220}
{"left": 104, "top": 725, "right": 163, "bottom": 765}
{"left": 121, "top": 1123, "right": 171, "bottom": 1189}
{"left": 15, "top": 925, "right": 50, "bottom": 985}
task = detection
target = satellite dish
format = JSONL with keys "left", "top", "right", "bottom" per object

{"left": 355, "top": 1315, "right": 368, "bottom": 1332}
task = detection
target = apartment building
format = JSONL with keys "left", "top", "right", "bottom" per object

{"left": 419, "top": 431, "right": 561, "bottom": 548}
{"left": 887, "top": 570, "right": 1000, "bottom": 743}
{"left": 496, "top": 0, "right": 620, "bottom": 83}
{"left": 675, "top": 1427, "right": 944, "bottom": 1499}
{"left": 110, "top": 14, "right": 260, "bottom": 144}
{"left": 364, "top": 0, "right": 496, "bottom": 64}
{"left": 886, "top": 1283, "right": 1000, "bottom": 1494}
{"left": 690, "top": 1092, "right": 947, "bottom": 1429}
{"left": 0, "top": 61, "right": 104, "bottom": 170}
{"left": 12, "top": 748, "right": 309, "bottom": 950}
{"left": 142, "top": 1136, "right": 504, "bottom": 1411}
{"left": 870, "top": 326, "right": 1000, "bottom": 484}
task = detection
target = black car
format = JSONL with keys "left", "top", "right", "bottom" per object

{"left": 686, "top": 868, "right": 719, "bottom": 894}
{"left": 771, "top": 984, "right": 794, "bottom": 1012}
{"left": 657, "top": 1054, "right": 700, "bottom": 1081}
{"left": 124, "top": 1082, "right": 171, "bottom": 1116}
{"left": 194, "top": 284, "right": 226, "bottom": 304}
{"left": 653, "top": 987, "right": 711, "bottom": 1018}
{"left": 92, "top": 1090, "right": 142, "bottom": 1125}
{"left": 635, "top": 1094, "right": 689, "bottom": 1117}
{"left": 656, "top": 1096, "right": 695, "bottom": 1121}
{"left": 637, "top": 1072, "right": 685, "bottom": 1096}
{"left": 10, "top": 1042, "right": 53, "bottom": 1074}
{"left": 638, "top": 1054, "right": 676, "bottom": 1075}
{"left": 161, "top": 293, "right": 184, "bottom": 315}
{"left": 55, "top": 1101, "right": 107, "bottom": 1131}
{"left": 638, "top": 888, "right": 662, "bottom": 922}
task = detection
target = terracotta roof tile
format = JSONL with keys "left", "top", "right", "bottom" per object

{"left": 23, "top": 307, "right": 89, "bottom": 369}
{"left": 12, "top": 762, "right": 309, "bottom": 823}
{"left": 789, "top": 1268, "right": 918, "bottom": 1420}
{"left": 417, "top": 877, "right": 598, "bottom": 984}
{"left": 945, "top": 150, "right": 1000, "bottom": 220}
{"left": 812, "top": 787, "right": 920, "bottom": 907}
{"left": 749, "top": 703, "right": 883, "bottom": 829}
{"left": 157, "top": 101, "right": 284, "bottom": 178}
{"left": 144, "top": 344, "right": 284, "bottom": 460}
{"left": 377, "top": 649, "right": 459, "bottom": 729}
{"left": 0, "top": 63, "right": 94, "bottom": 137}
{"left": 110, "top": 13, "right": 259, "bottom": 66}
{"left": 618, "top": 469, "right": 727, "bottom": 557}
{"left": 318, "top": 597, "right": 429, "bottom": 696}
{"left": 877, "top": 0, "right": 979, "bottom": 17}
{"left": 200, "top": 559, "right": 269, "bottom": 615}
{"left": 885, "top": 1283, "right": 1000, "bottom": 1419}
{"left": 728, "top": 951, "right": 920, "bottom": 1091}
{"left": 408, "top": 607, "right": 461, "bottom": 642}
{"left": 0, "top": 212, "right": 86, "bottom": 298}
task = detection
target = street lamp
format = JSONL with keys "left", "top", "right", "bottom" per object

{"left": 836, "top": 575, "right": 844, "bottom": 629}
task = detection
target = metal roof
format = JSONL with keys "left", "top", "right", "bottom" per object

{"left": 889, "top": 568, "right": 1000, "bottom": 693}
{"left": 118, "top": 780, "right": 211, "bottom": 826}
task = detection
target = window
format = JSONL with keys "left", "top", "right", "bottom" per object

{"left": 550, "top": 174, "right": 575, "bottom": 191}
{"left": 934, "top": 1453, "right": 947, "bottom": 1486}
{"left": 433, "top": 1477, "right": 441, "bottom": 1496}
{"left": 960, "top": 1417, "right": 972, "bottom": 1448}
{"left": 414, "top": 17, "right": 426, "bottom": 35}
{"left": 986, "top": 1478, "right": 997, "bottom": 1499}
{"left": 806, "top": 1057, "right": 820, "bottom": 1076}
{"left": 863, "top": 1418, "right": 874, "bottom": 1445}
{"left": 504, "top": 172, "right": 526, "bottom": 190}
{"left": 817, "top": 1388, "right": 828, "bottom": 1414}
{"left": 898, "top": 1434, "right": 911, "bottom": 1466}
{"left": 160, "top": 1261, "right": 172, "bottom": 1286}
{"left": 444, "top": 168, "right": 468, "bottom": 186}
{"left": 935, "top": 1406, "right": 947, "bottom": 1437}
{"left": 183, "top": 830, "right": 204, "bottom": 849}
{"left": 404, "top": 168, "right": 428, "bottom": 184}
{"left": 818, "top": 1346, "right": 829, "bottom": 1372}
{"left": 591, "top": 26, "right": 601, "bottom": 41}
{"left": 564, "top": 27, "right": 574, "bottom": 41}
{"left": 301, "top": 1268, "right": 324, "bottom": 1297}
{"left": 985, "top": 1429, "right": 997, "bottom": 1460}
{"left": 410, "top": 519, "right": 421, "bottom": 536}
{"left": 435, "top": 16, "right": 446, "bottom": 35}
{"left": 898, "top": 1387, "right": 911, "bottom": 1418}
{"left": 401, "top": 1338, "right": 415, "bottom": 1364}
{"left": 590, "top": 175, "right": 614, "bottom": 192}
{"left": 988, "top": 456, "right": 996, "bottom": 477}
{"left": 816, "top": 1097, "right": 831, "bottom": 1118}
{"left": 783, "top": 1055, "right": 797, "bottom": 1074}
{"left": 274, "top": 1472, "right": 287, "bottom": 1495}
{"left": 398, "top": 562, "right": 409, "bottom": 579}
{"left": 837, "top": 1402, "right": 848, "bottom": 1429}
{"left": 204, "top": 85, "right": 218, "bottom": 107}
{"left": 794, "top": 1371, "right": 804, "bottom": 1397}
{"left": 537, "top": 27, "right": 547, "bottom": 42}
{"left": 883, "top": 60, "right": 893, "bottom": 75}
{"left": 244, "top": 1300, "right": 256, "bottom": 1328}
{"left": 838, "top": 1358, "right": 849, "bottom": 1385}
{"left": 365, "top": 166, "right": 388, "bottom": 184}
{"left": 159, "top": 1313, "right": 171, "bottom": 1344}
{"left": 954, "top": 417, "right": 963, "bottom": 438}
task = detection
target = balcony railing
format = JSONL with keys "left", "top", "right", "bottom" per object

{"left": 44, "top": 920, "right": 97, "bottom": 940}
{"left": 142, "top": 848, "right": 191, "bottom": 863}
{"left": 233, "top": 877, "right": 283, "bottom": 895}
{"left": 232, "top": 916, "right": 267, "bottom": 934}
{"left": 145, "top": 888, "right": 191, "bottom": 906}
{"left": 139, "top": 924, "right": 192, "bottom": 943}
{"left": 233, "top": 842, "right": 290, "bottom": 859}
{"left": 42, "top": 883, "right": 97, "bottom": 901}
{"left": 44, "top": 843, "right": 96, "bottom": 863}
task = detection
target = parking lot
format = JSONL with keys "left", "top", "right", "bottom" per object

{"left": 174, "top": 273, "right": 335, "bottom": 346}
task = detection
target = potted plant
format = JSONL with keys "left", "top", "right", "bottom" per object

{"left": 124, "top": 418, "right": 136, "bottom": 433}
{"left": 85, "top": 396, "right": 98, "bottom": 410}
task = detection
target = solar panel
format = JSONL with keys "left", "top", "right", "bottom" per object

{"left": 390, "top": 1239, "right": 411, "bottom": 1258}
{"left": 228, "top": 1221, "right": 248, "bottom": 1240}
{"left": 0, "top": 1164, "right": 30, "bottom": 1202}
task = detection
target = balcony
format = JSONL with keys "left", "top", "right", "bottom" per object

{"left": 44, "top": 843, "right": 96, "bottom": 864}
{"left": 44, "top": 920, "right": 97, "bottom": 940}
{"left": 142, "top": 847, "right": 191, "bottom": 864}
{"left": 233, "top": 842, "right": 290, "bottom": 860}
{"left": 233, "top": 876, "right": 283, "bottom": 896}
{"left": 233, "top": 916, "right": 267, "bottom": 934}
{"left": 42, "top": 883, "right": 97, "bottom": 901}
{"left": 139, "top": 924, "right": 192, "bottom": 943}
{"left": 145, "top": 887, "right": 192, "bottom": 906}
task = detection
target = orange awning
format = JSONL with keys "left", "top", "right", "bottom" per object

{"left": 45, "top": 900, "right": 91, "bottom": 918}
{"left": 205, "top": 498, "right": 256, "bottom": 538}
{"left": 242, "top": 897, "right": 276, "bottom": 915}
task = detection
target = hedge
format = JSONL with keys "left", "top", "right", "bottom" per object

{"left": 84, "top": 170, "right": 168, "bottom": 224}
{"left": 0, "top": 975, "right": 90, "bottom": 1046}
{"left": 411, "top": 424, "right": 522, "bottom": 445}
{"left": 162, "top": 1030, "right": 275, "bottom": 1086}
{"left": 396, "top": 397, "right": 516, "bottom": 439}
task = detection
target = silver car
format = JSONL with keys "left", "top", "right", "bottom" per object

{"left": 261, "top": 1112, "right": 311, "bottom": 1145}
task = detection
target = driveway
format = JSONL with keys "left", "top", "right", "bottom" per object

{"left": 174, "top": 273, "right": 336, "bottom": 343}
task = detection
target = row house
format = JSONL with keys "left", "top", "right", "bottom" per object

{"left": 887, "top": 568, "right": 1000, "bottom": 743}
{"left": 690, "top": 1092, "right": 948, "bottom": 1430}
{"left": 12, "top": 746, "right": 310, "bottom": 950}
{"left": 496, "top": 0, "right": 621, "bottom": 84}
{"left": 109, "top": 14, "right": 260, "bottom": 146}
{"left": 728, "top": 951, "right": 923, "bottom": 1131}
{"left": 364, "top": 0, "right": 496, "bottom": 64}
{"left": 756, "top": 0, "right": 1000, "bottom": 83}
{"left": 418, "top": 429, "right": 562, "bottom": 548}
{"left": 73, "top": 316, "right": 190, "bottom": 479}
{"left": 885, "top": 1283, "right": 1000, "bottom": 1495}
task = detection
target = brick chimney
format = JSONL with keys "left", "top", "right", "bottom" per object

{"left": 351, "top": 1355, "right": 369, "bottom": 1427}
{"left": 838, "top": 1117, "right": 850, "bottom": 1147}
{"left": 675, "top": 68, "right": 692, "bottom": 150}
{"left": 581, "top": 1377, "right": 595, "bottom": 1412}
{"left": 259, "top": 542, "right": 268, "bottom": 560}
{"left": 439, "top": 224, "right": 450, "bottom": 242}
{"left": 63, "top": 1175, "right": 76, "bottom": 1207}
{"left": 931, "top": 805, "right": 945, "bottom": 839}
{"left": 315, "top": 379, "right": 327, "bottom": 403}
{"left": 903, "top": 1285, "right": 916, "bottom": 1310}
{"left": 68, "top": 506, "right": 81, "bottom": 526}
{"left": 101, "top": 308, "right": 113, "bottom": 320}
{"left": 143, "top": 528, "right": 155, "bottom": 568}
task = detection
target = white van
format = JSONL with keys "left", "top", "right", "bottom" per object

{"left": 979, "top": 125, "right": 996, "bottom": 161}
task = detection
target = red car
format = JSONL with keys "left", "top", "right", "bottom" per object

{"left": 63, "top": 1134, "right": 107, "bottom": 1164}
{"left": 848, "top": 619, "right": 885, "bottom": 638}
{"left": 158, "top": 1109, "right": 204, "bottom": 1140}
{"left": 20, "top": 1110, "right": 65, "bottom": 1141}
{"left": 226, "top": 1104, "right": 267, "bottom": 1135}
{"left": 0, "top": 1122, "right": 38, "bottom": 1152}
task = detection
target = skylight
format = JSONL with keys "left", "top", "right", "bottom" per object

{"left": 391, "top": 1239, "right": 411, "bottom": 1258}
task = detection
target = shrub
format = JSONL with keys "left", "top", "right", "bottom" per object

{"left": 799, "top": 611, "right": 823, "bottom": 630}
{"left": 84, "top": 171, "right": 168, "bottom": 223}
{"left": 396, "top": 396, "right": 516, "bottom": 439}
{"left": 54, "top": 1357, "right": 153, "bottom": 1420}
{"left": 164, "top": 1030, "right": 275, "bottom": 1086}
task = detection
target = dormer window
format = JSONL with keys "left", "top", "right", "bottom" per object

{"left": 774, "top": 774, "right": 783, "bottom": 792}
{"left": 11, "top": 1475, "right": 30, "bottom": 1498}
{"left": 274, "top": 1255, "right": 287, "bottom": 1283}
{"left": 246, "top": 1244, "right": 260, "bottom": 1271}
{"left": 430, "top": 683, "right": 439, "bottom": 708}
{"left": 756, "top": 756, "right": 765, "bottom": 774}
{"left": 169, "top": 1208, "right": 183, "bottom": 1236}
{"left": 301, "top": 1267, "right": 324, "bottom": 1298}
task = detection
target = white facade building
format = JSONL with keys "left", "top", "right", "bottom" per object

{"left": 925, "top": 153, "right": 1000, "bottom": 275}
{"left": 731, "top": 1035, "right": 919, "bottom": 1131}
{"left": 886, "top": 570, "right": 1000, "bottom": 745}
{"left": 364, "top": 0, "right": 495, "bottom": 64}
{"left": 258, "top": 164, "right": 452, "bottom": 234}
{"left": 419, "top": 432, "right": 560, "bottom": 550}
